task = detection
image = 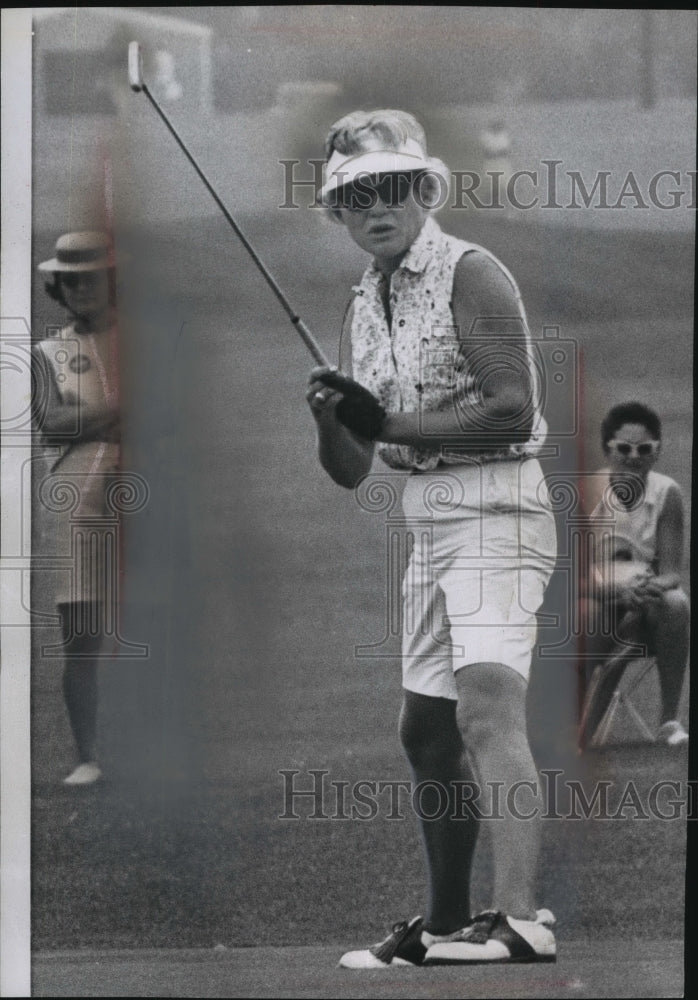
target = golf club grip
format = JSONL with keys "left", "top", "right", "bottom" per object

{"left": 141, "top": 84, "right": 331, "bottom": 368}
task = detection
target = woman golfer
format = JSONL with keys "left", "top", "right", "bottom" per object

{"left": 306, "top": 110, "right": 557, "bottom": 965}
{"left": 34, "top": 231, "right": 120, "bottom": 786}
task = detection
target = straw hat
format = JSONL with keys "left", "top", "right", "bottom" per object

{"left": 37, "top": 231, "right": 114, "bottom": 272}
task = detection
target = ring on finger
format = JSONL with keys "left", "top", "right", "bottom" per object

{"left": 314, "top": 391, "right": 325, "bottom": 404}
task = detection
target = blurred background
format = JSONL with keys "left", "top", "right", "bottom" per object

{"left": 29, "top": 6, "right": 694, "bottom": 957}
{"left": 33, "top": 7, "right": 696, "bottom": 228}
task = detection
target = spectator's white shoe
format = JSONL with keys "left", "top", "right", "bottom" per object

{"left": 656, "top": 720, "right": 689, "bottom": 747}
{"left": 63, "top": 762, "right": 102, "bottom": 786}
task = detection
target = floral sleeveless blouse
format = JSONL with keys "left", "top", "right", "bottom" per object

{"left": 349, "top": 217, "right": 546, "bottom": 470}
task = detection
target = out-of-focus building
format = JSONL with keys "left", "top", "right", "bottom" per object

{"left": 34, "top": 7, "right": 212, "bottom": 113}
{"left": 33, "top": 7, "right": 214, "bottom": 230}
{"left": 32, "top": 8, "right": 347, "bottom": 226}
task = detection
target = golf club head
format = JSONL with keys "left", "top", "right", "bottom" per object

{"left": 128, "top": 41, "right": 144, "bottom": 92}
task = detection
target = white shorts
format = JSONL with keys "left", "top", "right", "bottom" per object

{"left": 401, "top": 458, "right": 557, "bottom": 700}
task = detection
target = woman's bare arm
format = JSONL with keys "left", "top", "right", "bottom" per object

{"left": 379, "top": 252, "right": 534, "bottom": 451}
{"left": 642, "top": 484, "right": 684, "bottom": 593}
{"left": 32, "top": 346, "right": 119, "bottom": 437}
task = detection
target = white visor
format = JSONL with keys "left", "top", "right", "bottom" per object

{"left": 319, "top": 138, "right": 448, "bottom": 205}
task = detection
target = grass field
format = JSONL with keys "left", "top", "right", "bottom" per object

{"left": 31, "top": 209, "right": 692, "bottom": 967}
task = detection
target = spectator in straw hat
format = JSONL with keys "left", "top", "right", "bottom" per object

{"left": 33, "top": 231, "right": 120, "bottom": 786}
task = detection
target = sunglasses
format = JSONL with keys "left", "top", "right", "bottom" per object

{"left": 61, "top": 272, "right": 106, "bottom": 289}
{"left": 607, "top": 439, "right": 660, "bottom": 457}
{"left": 336, "top": 173, "right": 416, "bottom": 211}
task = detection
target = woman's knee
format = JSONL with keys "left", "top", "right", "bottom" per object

{"left": 662, "top": 588, "right": 689, "bottom": 619}
{"left": 59, "top": 601, "right": 104, "bottom": 655}
{"left": 646, "top": 588, "right": 689, "bottom": 629}
{"left": 399, "top": 692, "right": 462, "bottom": 766}
{"left": 455, "top": 663, "right": 529, "bottom": 747}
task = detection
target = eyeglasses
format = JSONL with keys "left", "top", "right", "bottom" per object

{"left": 607, "top": 439, "right": 660, "bottom": 457}
{"left": 60, "top": 271, "right": 106, "bottom": 288}
{"left": 336, "top": 173, "right": 416, "bottom": 211}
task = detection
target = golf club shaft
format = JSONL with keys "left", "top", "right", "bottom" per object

{"left": 140, "top": 82, "right": 330, "bottom": 367}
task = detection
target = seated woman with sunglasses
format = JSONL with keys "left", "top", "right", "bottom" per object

{"left": 578, "top": 401, "right": 689, "bottom": 748}
{"left": 306, "top": 110, "right": 558, "bottom": 967}
{"left": 33, "top": 231, "right": 120, "bottom": 785}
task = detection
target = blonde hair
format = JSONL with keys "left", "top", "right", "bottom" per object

{"left": 322, "top": 109, "right": 449, "bottom": 219}
{"left": 324, "top": 109, "right": 428, "bottom": 159}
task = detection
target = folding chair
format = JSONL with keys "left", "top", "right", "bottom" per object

{"left": 578, "top": 655, "right": 656, "bottom": 750}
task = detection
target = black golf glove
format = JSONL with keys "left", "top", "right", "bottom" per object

{"left": 315, "top": 369, "right": 387, "bottom": 441}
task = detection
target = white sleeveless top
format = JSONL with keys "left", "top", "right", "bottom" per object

{"left": 349, "top": 217, "right": 546, "bottom": 470}
{"left": 590, "top": 469, "right": 678, "bottom": 573}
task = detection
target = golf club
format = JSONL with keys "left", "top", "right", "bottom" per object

{"left": 128, "top": 40, "right": 331, "bottom": 367}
